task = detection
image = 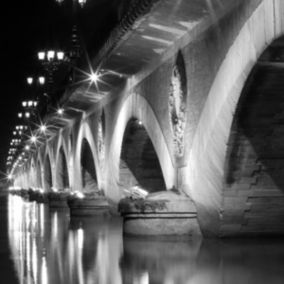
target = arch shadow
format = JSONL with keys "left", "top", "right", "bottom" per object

{"left": 74, "top": 120, "right": 101, "bottom": 192}
{"left": 186, "top": 1, "right": 284, "bottom": 235}
{"left": 107, "top": 93, "right": 175, "bottom": 200}
{"left": 44, "top": 154, "right": 53, "bottom": 192}
{"left": 56, "top": 146, "right": 70, "bottom": 190}
{"left": 119, "top": 117, "right": 167, "bottom": 194}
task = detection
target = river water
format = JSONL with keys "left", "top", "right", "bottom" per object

{"left": 1, "top": 194, "right": 284, "bottom": 284}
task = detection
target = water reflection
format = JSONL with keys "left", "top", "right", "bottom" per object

{"left": 8, "top": 195, "right": 123, "bottom": 284}
{"left": 121, "top": 237, "right": 201, "bottom": 284}
{"left": 7, "top": 195, "right": 284, "bottom": 284}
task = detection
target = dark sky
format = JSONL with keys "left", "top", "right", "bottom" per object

{"left": 0, "top": 0, "right": 121, "bottom": 177}
{"left": 0, "top": 0, "right": 121, "bottom": 178}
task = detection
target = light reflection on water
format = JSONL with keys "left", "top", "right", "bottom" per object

{"left": 6, "top": 195, "right": 284, "bottom": 284}
{"left": 8, "top": 195, "right": 123, "bottom": 284}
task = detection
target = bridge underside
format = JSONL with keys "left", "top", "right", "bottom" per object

{"left": 11, "top": 0, "right": 284, "bottom": 237}
{"left": 223, "top": 38, "right": 284, "bottom": 236}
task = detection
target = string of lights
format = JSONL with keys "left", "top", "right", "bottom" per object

{"left": 6, "top": 0, "right": 89, "bottom": 180}
{"left": 5, "top": 0, "right": 127, "bottom": 182}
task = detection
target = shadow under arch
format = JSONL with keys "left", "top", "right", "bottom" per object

{"left": 56, "top": 146, "right": 70, "bottom": 190}
{"left": 80, "top": 138, "right": 99, "bottom": 191}
{"left": 119, "top": 117, "right": 167, "bottom": 194}
{"left": 224, "top": 36, "right": 284, "bottom": 234}
{"left": 74, "top": 120, "right": 101, "bottom": 192}
{"left": 36, "top": 160, "right": 43, "bottom": 189}
{"left": 44, "top": 154, "right": 53, "bottom": 192}
{"left": 186, "top": 1, "right": 284, "bottom": 236}
{"left": 68, "top": 131, "right": 73, "bottom": 150}
{"left": 30, "top": 157, "right": 37, "bottom": 188}
{"left": 97, "top": 109, "right": 106, "bottom": 163}
{"left": 108, "top": 93, "right": 175, "bottom": 200}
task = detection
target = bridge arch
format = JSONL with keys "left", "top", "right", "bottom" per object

{"left": 55, "top": 146, "right": 70, "bottom": 191}
{"left": 30, "top": 157, "right": 37, "bottom": 189}
{"left": 223, "top": 36, "right": 284, "bottom": 235}
{"left": 21, "top": 166, "right": 29, "bottom": 189}
{"left": 186, "top": 0, "right": 284, "bottom": 235}
{"left": 43, "top": 153, "right": 53, "bottom": 192}
{"left": 54, "top": 133, "right": 71, "bottom": 191}
{"left": 119, "top": 117, "right": 167, "bottom": 194}
{"left": 80, "top": 138, "right": 98, "bottom": 190}
{"left": 67, "top": 131, "right": 75, "bottom": 189}
{"left": 69, "top": 131, "right": 74, "bottom": 154}
{"left": 74, "top": 120, "right": 101, "bottom": 193}
{"left": 107, "top": 93, "right": 175, "bottom": 201}
{"left": 36, "top": 158, "right": 43, "bottom": 190}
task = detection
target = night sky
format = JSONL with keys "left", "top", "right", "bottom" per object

{"left": 0, "top": 0, "right": 120, "bottom": 178}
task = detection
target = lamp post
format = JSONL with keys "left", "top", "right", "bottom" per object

{"left": 54, "top": 0, "right": 87, "bottom": 56}
{"left": 37, "top": 49, "right": 65, "bottom": 84}
{"left": 37, "top": 48, "right": 70, "bottom": 115}
{"left": 18, "top": 100, "right": 38, "bottom": 119}
{"left": 25, "top": 73, "right": 47, "bottom": 120}
{"left": 55, "top": 0, "right": 87, "bottom": 8}
{"left": 27, "top": 76, "right": 46, "bottom": 86}
{"left": 14, "top": 125, "right": 28, "bottom": 137}
{"left": 54, "top": 0, "right": 87, "bottom": 76}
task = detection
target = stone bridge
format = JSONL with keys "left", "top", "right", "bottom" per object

{"left": 11, "top": 0, "right": 284, "bottom": 237}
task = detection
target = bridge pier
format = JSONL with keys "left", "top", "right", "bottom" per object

{"left": 32, "top": 190, "right": 48, "bottom": 203}
{"left": 47, "top": 191, "right": 69, "bottom": 209}
{"left": 68, "top": 194, "right": 110, "bottom": 217}
{"left": 119, "top": 191, "right": 201, "bottom": 238}
{"left": 10, "top": 0, "right": 284, "bottom": 237}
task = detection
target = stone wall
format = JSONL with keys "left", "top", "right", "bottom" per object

{"left": 222, "top": 65, "right": 284, "bottom": 236}
{"left": 13, "top": 0, "right": 284, "bottom": 236}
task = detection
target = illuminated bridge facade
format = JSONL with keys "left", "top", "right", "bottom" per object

{"left": 11, "top": 0, "right": 284, "bottom": 237}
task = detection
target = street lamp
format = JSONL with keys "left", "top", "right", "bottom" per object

{"left": 57, "top": 108, "right": 64, "bottom": 115}
{"left": 38, "top": 51, "right": 45, "bottom": 60}
{"left": 38, "top": 76, "right": 46, "bottom": 85}
{"left": 87, "top": 69, "right": 127, "bottom": 86}
{"left": 22, "top": 100, "right": 38, "bottom": 108}
{"left": 27, "top": 77, "right": 33, "bottom": 85}
{"left": 39, "top": 124, "right": 47, "bottom": 133}
{"left": 89, "top": 72, "right": 100, "bottom": 83}
{"left": 18, "top": 110, "right": 35, "bottom": 119}
{"left": 54, "top": 0, "right": 86, "bottom": 61}
{"left": 27, "top": 76, "right": 46, "bottom": 86}
{"left": 30, "top": 135, "right": 37, "bottom": 144}
{"left": 37, "top": 49, "right": 66, "bottom": 85}
{"left": 10, "top": 139, "right": 21, "bottom": 146}
{"left": 37, "top": 50, "right": 65, "bottom": 63}
{"left": 78, "top": 0, "right": 86, "bottom": 7}
{"left": 15, "top": 125, "right": 28, "bottom": 131}
{"left": 47, "top": 50, "right": 55, "bottom": 61}
{"left": 55, "top": 0, "right": 87, "bottom": 7}
{"left": 57, "top": 51, "right": 65, "bottom": 61}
